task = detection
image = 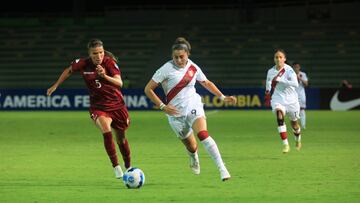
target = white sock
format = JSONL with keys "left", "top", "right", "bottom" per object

{"left": 187, "top": 150, "right": 199, "bottom": 161}
{"left": 300, "top": 109, "right": 306, "bottom": 128}
{"left": 201, "top": 136, "right": 225, "bottom": 170}
{"left": 278, "top": 125, "right": 289, "bottom": 145}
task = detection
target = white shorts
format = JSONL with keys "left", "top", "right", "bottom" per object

{"left": 271, "top": 102, "right": 300, "bottom": 121}
{"left": 167, "top": 103, "right": 205, "bottom": 140}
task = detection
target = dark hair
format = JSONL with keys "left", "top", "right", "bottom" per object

{"left": 87, "top": 38, "right": 103, "bottom": 49}
{"left": 274, "top": 48, "right": 286, "bottom": 57}
{"left": 293, "top": 62, "right": 300, "bottom": 66}
{"left": 87, "top": 38, "right": 118, "bottom": 62}
{"left": 172, "top": 37, "right": 191, "bottom": 55}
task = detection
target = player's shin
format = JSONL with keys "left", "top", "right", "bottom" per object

{"left": 103, "top": 132, "right": 119, "bottom": 167}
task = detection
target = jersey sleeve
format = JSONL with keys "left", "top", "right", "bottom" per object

{"left": 195, "top": 66, "right": 207, "bottom": 82}
{"left": 152, "top": 67, "right": 166, "bottom": 83}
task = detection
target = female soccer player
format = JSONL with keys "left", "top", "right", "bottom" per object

{"left": 265, "top": 49, "right": 302, "bottom": 153}
{"left": 47, "top": 39, "right": 131, "bottom": 179}
{"left": 144, "top": 37, "right": 236, "bottom": 181}
{"left": 292, "top": 62, "right": 309, "bottom": 129}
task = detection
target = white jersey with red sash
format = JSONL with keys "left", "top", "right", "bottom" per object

{"left": 152, "top": 59, "right": 207, "bottom": 116}
{"left": 266, "top": 64, "right": 299, "bottom": 105}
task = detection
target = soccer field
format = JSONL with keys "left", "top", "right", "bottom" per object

{"left": 0, "top": 110, "right": 359, "bottom": 203}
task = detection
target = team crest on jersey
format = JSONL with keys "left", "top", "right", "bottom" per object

{"left": 188, "top": 70, "right": 194, "bottom": 77}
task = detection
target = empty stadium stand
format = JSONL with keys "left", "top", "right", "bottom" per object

{"left": 0, "top": 9, "right": 359, "bottom": 89}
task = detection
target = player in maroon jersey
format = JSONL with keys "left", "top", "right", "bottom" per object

{"left": 47, "top": 39, "right": 131, "bottom": 179}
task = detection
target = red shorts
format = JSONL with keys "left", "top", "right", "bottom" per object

{"left": 89, "top": 106, "right": 130, "bottom": 131}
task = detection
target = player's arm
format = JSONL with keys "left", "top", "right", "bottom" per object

{"left": 47, "top": 66, "right": 73, "bottom": 96}
{"left": 298, "top": 73, "right": 309, "bottom": 87}
{"left": 144, "top": 79, "right": 179, "bottom": 115}
{"left": 96, "top": 65, "right": 123, "bottom": 88}
{"left": 199, "top": 79, "right": 237, "bottom": 104}
{"left": 276, "top": 70, "right": 298, "bottom": 88}
{"left": 265, "top": 71, "right": 272, "bottom": 94}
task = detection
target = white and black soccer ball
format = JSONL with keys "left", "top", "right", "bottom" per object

{"left": 122, "top": 167, "right": 145, "bottom": 189}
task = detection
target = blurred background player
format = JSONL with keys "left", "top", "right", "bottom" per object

{"left": 265, "top": 49, "right": 302, "bottom": 153}
{"left": 47, "top": 39, "right": 131, "bottom": 179}
{"left": 144, "top": 37, "right": 237, "bottom": 181}
{"left": 292, "top": 62, "right": 309, "bottom": 129}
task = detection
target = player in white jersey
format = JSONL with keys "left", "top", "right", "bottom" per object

{"left": 144, "top": 37, "right": 237, "bottom": 181}
{"left": 292, "top": 62, "right": 308, "bottom": 129}
{"left": 265, "top": 49, "right": 302, "bottom": 153}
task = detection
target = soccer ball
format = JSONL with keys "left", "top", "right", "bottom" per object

{"left": 122, "top": 167, "right": 145, "bottom": 189}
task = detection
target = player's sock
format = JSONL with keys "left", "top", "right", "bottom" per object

{"left": 293, "top": 127, "right": 301, "bottom": 142}
{"left": 198, "top": 131, "right": 226, "bottom": 170}
{"left": 187, "top": 149, "right": 199, "bottom": 160}
{"left": 300, "top": 109, "right": 306, "bottom": 129}
{"left": 278, "top": 125, "right": 289, "bottom": 145}
{"left": 117, "top": 138, "right": 131, "bottom": 169}
{"left": 103, "top": 132, "right": 119, "bottom": 167}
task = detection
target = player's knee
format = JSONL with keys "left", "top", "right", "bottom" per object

{"left": 197, "top": 130, "right": 209, "bottom": 141}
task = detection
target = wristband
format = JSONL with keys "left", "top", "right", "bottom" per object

{"left": 159, "top": 103, "right": 166, "bottom": 110}
{"left": 219, "top": 95, "right": 226, "bottom": 101}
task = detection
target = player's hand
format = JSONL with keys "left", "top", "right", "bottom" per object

{"left": 163, "top": 104, "right": 179, "bottom": 116}
{"left": 224, "top": 96, "right": 237, "bottom": 105}
{"left": 96, "top": 65, "right": 106, "bottom": 78}
{"left": 47, "top": 85, "right": 57, "bottom": 96}
{"left": 264, "top": 93, "right": 271, "bottom": 107}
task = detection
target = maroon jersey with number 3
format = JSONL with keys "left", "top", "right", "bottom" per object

{"left": 71, "top": 56, "right": 125, "bottom": 111}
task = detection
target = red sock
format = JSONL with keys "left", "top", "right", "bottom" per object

{"left": 280, "top": 132, "right": 288, "bottom": 140}
{"left": 197, "top": 130, "right": 209, "bottom": 141}
{"left": 118, "top": 139, "right": 131, "bottom": 169}
{"left": 103, "top": 132, "right": 118, "bottom": 167}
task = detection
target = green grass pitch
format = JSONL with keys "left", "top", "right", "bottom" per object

{"left": 0, "top": 110, "right": 359, "bottom": 203}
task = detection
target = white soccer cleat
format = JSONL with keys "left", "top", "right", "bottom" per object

{"left": 114, "top": 165, "right": 123, "bottom": 179}
{"left": 282, "top": 144, "right": 290, "bottom": 154}
{"left": 190, "top": 157, "right": 200, "bottom": 175}
{"left": 220, "top": 167, "right": 231, "bottom": 181}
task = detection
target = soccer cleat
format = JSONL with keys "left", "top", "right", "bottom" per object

{"left": 189, "top": 157, "right": 200, "bottom": 175}
{"left": 220, "top": 167, "right": 231, "bottom": 181}
{"left": 114, "top": 165, "right": 123, "bottom": 179}
{"left": 282, "top": 144, "right": 290, "bottom": 154}
{"left": 295, "top": 141, "right": 302, "bottom": 151}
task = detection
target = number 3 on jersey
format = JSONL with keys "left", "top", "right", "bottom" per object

{"left": 95, "top": 79, "right": 102, "bottom": 88}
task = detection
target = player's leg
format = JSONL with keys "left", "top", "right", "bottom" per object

{"left": 299, "top": 108, "right": 306, "bottom": 129}
{"left": 192, "top": 117, "right": 230, "bottom": 181}
{"left": 93, "top": 114, "right": 122, "bottom": 178}
{"left": 274, "top": 105, "right": 290, "bottom": 153}
{"left": 181, "top": 133, "right": 200, "bottom": 175}
{"left": 299, "top": 95, "right": 307, "bottom": 129}
{"left": 289, "top": 103, "right": 302, "bottom": 151}
{"left": 114, "top": 129, "right": 131, "bottom": 169}
{"left": 111, "top": 108, "right": 131, "bottom": 170}
{"left": 168, "top": 116, "right": 200, "bottom": 175}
